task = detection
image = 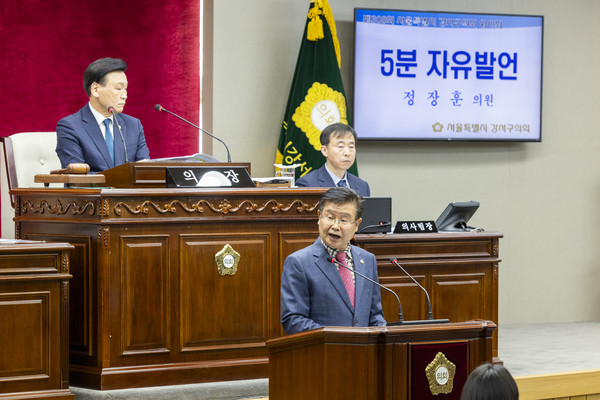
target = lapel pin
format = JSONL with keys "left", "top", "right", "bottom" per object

{"left": 360, "top": 259, "right": 364, "bottom": 264}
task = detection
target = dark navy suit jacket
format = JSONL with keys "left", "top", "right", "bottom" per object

{"left": 280, "top": 239, "right": 386, "bottom": 334}
{"left": 295, "top": 165, "right": 371, "bottom": 197}
{"left": 56, "top": 104, "right": 150, "bottom": 173}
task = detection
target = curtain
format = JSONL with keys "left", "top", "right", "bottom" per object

{"left": 0, "top": 0, "right": 200, "bottom": 156}
{"left": 0, "top": 0, "right": 200, "bottom": 233}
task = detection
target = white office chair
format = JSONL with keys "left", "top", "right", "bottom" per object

{"left": 1, "top": 132, "right": 62, "bottom": 238}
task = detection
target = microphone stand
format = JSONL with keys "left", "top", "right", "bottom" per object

{"left": 108, "top": 107, "right": 128, "bottom": 163}
{"left": 155, "top": 104, "right": 231, "bottom": 162}
{"left": 390, "top": 258, "right": 449, "bottom": 325}
{"left": 328, "top": 257, "right": 404, "bottom": 326}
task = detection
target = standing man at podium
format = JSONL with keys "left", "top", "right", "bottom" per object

{"left": 280, "top": 187, "right": 386, "bottom": 334}
{"left": 295, "top": 123, "right": 370, "bottom": 197}
{"left": 56, "top": 57, "right": 150, "bottom": 173}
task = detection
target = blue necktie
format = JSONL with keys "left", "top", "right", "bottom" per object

{"left": 337, "top": 179, "right": 348, "bottom": 187}
{"left": 103, "top": 118, "right": 114, "bottom": 164}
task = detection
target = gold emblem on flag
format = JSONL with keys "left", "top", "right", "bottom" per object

{"left": 292, "top": 82, "right": 348, "bottom": 151}
{"left": 215, "top": 244, "right": 240, "bottom": 276}
{"left": 425, "top": 352, "right": 456, "bottom": 395}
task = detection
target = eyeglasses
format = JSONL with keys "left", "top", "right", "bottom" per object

{"left": 320, "top": 214, "right": 356, "bottom": 227}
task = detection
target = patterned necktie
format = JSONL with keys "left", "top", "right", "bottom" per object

{"left": 103, "top": 118, "right": 114, "bottom": 164}
{"left": 337, "top": 179, "right": 348, "bottom": 187}
{"left": 336, "top": 252, "right": 355, "bottom": 308}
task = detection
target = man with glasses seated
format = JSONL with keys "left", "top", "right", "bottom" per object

{"left": 280, "top": 187, "right": 386, "bottom": 334}
{"left": 295, "top": 123, "right": 370, "bottom": 197}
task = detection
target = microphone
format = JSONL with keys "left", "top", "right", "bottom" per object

{"left": 358, "top": 221, "right": 391, "bottom": 234}
{"left": 108, "top": 106, "right": 128, "bottom": 163}
{"left": 327, "top": 256, "right": 404, "bottom": 326}
{"left": 154, "top": 104, "right": 231, "bottom": 162}
{"left": 389, "top": 257, "right": 449, "bottom": 325}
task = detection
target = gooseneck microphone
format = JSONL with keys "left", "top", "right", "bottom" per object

{"left": 107, "top": 106, "right": 128, "bottom": 163}
{"left": 328, "top": 256, "right": 404, "bottom": 326}
{"left": 389, "top": 257, "right": 449, "bottom": 325}
{"left": 154, "top": 104, "right": 231, "bottom": 162}
{"left": 358, "top": 221, "right": 392, "bottom": 234}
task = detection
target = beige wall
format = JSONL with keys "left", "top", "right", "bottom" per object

{"left": 213, "top": 0, "right": 600, "bottom": 324}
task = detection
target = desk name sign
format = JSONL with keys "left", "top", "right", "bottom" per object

{"left": 166, "top": 166, "right": 255, "bottom": 188}
{"left": 394, "top": 221, "right": 438, "bottom": 234}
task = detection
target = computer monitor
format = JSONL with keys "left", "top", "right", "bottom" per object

{"left": 435, "top": 201, "right": 480, "bottom": 232}
{"left": 358, "top": 197, "right": 392, "bottom": 234}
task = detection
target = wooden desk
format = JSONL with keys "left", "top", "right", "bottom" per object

{"left": 0, "top": 239, "right": 74, "bottom": 399}
{"left": 11, "top": 186, "right": 502, "bottom": 389}
{"left": 12, "top": 187, "right": 325, "bottom": 390}
{"left": 354, "top": 231, "right": 502, "bottom": 359}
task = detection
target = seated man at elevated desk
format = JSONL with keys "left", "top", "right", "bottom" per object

{"left": 280, "top": 187, "right": 386, "bottom": 334}
{"left": 295, "top": 123, "right": 370, "bottom": 197}
{"left": 56, "top": 57, "right": 150, "bottom": 173}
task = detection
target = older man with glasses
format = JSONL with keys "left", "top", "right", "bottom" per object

{"left": 280, "top": 186, "right": 386, "bottom": 334}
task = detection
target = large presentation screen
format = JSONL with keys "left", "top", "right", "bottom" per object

{"left": 353, "top": 9, "right": 544, "bottom": 141}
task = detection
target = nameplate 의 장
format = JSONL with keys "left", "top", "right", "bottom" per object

{"left": 166, "top": 166, "right": 255, "bottom": 188}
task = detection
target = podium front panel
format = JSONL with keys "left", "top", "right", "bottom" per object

{"left": 267, "top": 322, "right": 496, "bottom": 400}
{"left": 409, "top": 341, "right": 469, "bottom": 400}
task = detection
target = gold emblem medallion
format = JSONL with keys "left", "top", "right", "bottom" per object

{"left": 215, "top": 244, "right": 240, "bottom": 276}
{"left": 425, "top": 352, "right": 456, "bottom": 395}
{"left": 291, "top": 82, "right": 348, "bottom": 151}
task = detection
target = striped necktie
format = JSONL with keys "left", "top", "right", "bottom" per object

{"left": 336, "top": 252, "right": 355, "bottom": 308}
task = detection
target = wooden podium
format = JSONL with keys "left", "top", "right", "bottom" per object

{"left": 101, "top": 161, "right": 251, "bottom": 188}
{"left": 267, "top": 320, "right": 497, "bottom": 400}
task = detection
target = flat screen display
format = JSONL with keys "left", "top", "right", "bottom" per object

{"left": 353, "top": 9, "right": 544, "bottom": 141}
{"left": 358, "top": 197, "right": 392, "bottom": 233}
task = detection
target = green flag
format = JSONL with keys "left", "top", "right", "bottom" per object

{"left": 276, "top": 0, "right": 358, "bottom": 179}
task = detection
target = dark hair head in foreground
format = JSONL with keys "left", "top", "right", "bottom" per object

{"left": 461, "top": 363, "right": 519, "bottom": 400}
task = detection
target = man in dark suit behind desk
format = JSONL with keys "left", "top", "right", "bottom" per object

{"left": 280, "top": 187, "right": 386, "bottom": 334}
{"left": 295, "top": 123, "right": 370, "bottom": 197}
{"left": 56, "top": 57, "right": 150, "bottom": 173}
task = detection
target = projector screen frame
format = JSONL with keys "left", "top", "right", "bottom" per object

{"left": 352, "top": 8, "right": 544, "bottom": 143}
